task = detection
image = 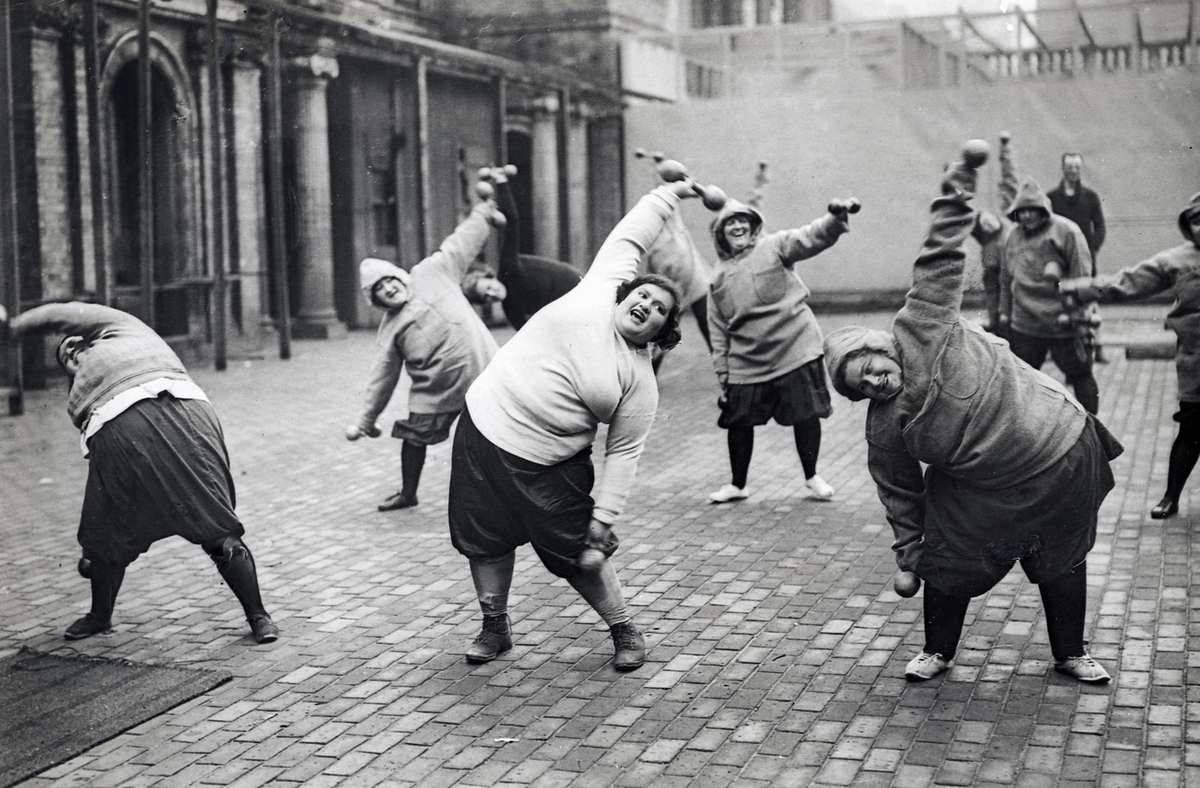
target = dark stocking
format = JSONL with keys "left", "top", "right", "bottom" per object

{"left": 690, "top": 298, "right": 713, "bottom": 352}
{"left": 728, "top": 427, "right": 754, "bottom": 488}
{"left": 923, "top": 585, "right": 970, "bottom": 660}
{"left": 89, "top": 561, "right": 126, "bottom": 623}
{"left": 1164, "top": 423, "right": 1200, "bottom": 501}
{"left": 206, "top": 537, "right": 269, "bottom": 620}
{"left": 792, "top": 418, "right": 822, "bottom": 479}
{"left": 401, "top": 441, "right": 427, "bottom": 500}
{"left": 1038, "top": 561, "right": 1088, "bottom": 661}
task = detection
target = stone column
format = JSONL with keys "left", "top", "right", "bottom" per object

{"left": 567, "top": 102, "right": 591, "bottom": 267}
{"left": 288, "top": 52, "right": 345, "bottom": 339}
{"left": 230, "top": 51, "right": 269, "bottom": 345}
{"left": 28, "top": 16, "right": 73, "bottom": 300}
{"left": 530, "top": 94, "right": 560, "bottom": 261}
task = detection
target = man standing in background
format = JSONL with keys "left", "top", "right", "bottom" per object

{"left": 1049, "top": 153, "right": 1108, "bottom": 362}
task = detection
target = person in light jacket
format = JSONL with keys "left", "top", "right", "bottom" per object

{"left": 1059, "top": 192, "right": 1200, "bottom": 519}
{"left": 2, "top": 302, "right": 278, "bottom": 644}
{"left": 705, "top": 196, "right": 856, "bottom": 505}
{"left": 999, "top": 177, "right": 1099, "bottom": 413}
{"left": 351, "top": 197, "right": 503, "bottom": 511}
{"left": 448, "top": 179, "right": 694, "bottom": 673}
{"left": 823, "top": 142, "right": 1122, "bottom": 685}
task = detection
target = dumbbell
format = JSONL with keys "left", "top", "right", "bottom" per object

{"left": 578, "top": 548, "right": 606, "bottom": 572}
{"left": 1043, "top": 260, "right": 1064, "bottom": 282}
{"left": 962, "top": 139, "right": 990, "bottom": 169}
{"left": 827, "top": 198, "right": 861, "bottom": 217}
{"left": 634, "top": 148, "right": 728, "bottom": 211}
{"left": 473, "top": 164, "right": 519, "bottom": 201}
{"left": 894, "top": 570, "right": 920, "bottom": 598}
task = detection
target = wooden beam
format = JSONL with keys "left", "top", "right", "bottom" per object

{"left": 1016, "top": 7, "right": 1052, "bottom": 53}
{"left": 960, "top": 12, "right": 1004, "bottom": 54}
{"left": 1076, "top": 6, "right": 1096, "bottom": 47}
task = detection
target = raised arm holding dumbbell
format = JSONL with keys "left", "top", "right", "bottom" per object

{"left": 704, "top": 174, "right": 860, "bottom": 506}
{"left": 824, "top": 140, "right": 1122, "bottom": 686}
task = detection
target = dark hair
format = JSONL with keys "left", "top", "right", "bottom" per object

{"left": 1061, "top": 152, "right": 1083, "bottom": 166}
{"left": 615, "top": 274, "right": 683, "bottom": 351}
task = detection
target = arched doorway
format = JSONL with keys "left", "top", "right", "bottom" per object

{"left": 103, "top": 40, "right": 201, "bottom": 338}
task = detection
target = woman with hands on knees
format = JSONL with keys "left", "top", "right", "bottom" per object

{"left": 823, "top": 141, "right": 1123, "bottom": 685}
{"left": 349, "top": 186, "right": 505, "bottom": 512}
{"left": 1059, "top": 192, "right": 1200, "bottom": 520}
{"left": 447, "top": 178, "right": 695, "bottom": 672}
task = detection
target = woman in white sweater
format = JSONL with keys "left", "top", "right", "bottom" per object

{"left": 449, "top": 180, "right": 696, "bottom": 671}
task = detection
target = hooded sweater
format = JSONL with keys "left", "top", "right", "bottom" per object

{"left": 465, "top": 185, "right": 681, "bottom": 525}
{"left": 357, "top": 202, "right": 498, "bottom": 428}
{"left": 706, "top": 199, "right": 848, "bottom": 386}
{"left": 824, "top": 164, "right": 1090, "bottom": 571}
{"left": 12, "top": 302, "right": 193, "bottom": 430}
{"left": 1000, "top": 178, "right": 1093, "bottom": 338}
{"left": 1060, "top": 193, "right": 1200, "bottom": 400}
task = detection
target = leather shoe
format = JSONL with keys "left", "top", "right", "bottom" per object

{"left": 466, "top": 615, "right": 512, "bottom": 663}
{"left": 610, "top": 622, "right": 646, "bottom": 671}
{"left": 378, "top": 491, "right": 417, "bottom": 511}
{"left": 1150, "top": 496, "right": 1179, "bottom": 519}
{"left": 64, "top": 613, "right": 111, "bottom": 641}
{"left": 249, "top": 614, "right": 279, "bottom": 644}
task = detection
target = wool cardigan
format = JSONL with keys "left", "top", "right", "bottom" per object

{"left": 706, "top": 199, "right": 848, "bottom": 386}
{"left": 357, "top": 202, "right": 498, "bottom": 429}
{"left": 465, "top": 185, "right": 681, "bottom": 526}
{"left": 861, "top": 165, "right": 1088, "bottom": 571}
{"left": 12, "top": 302, "right": 193, "bottom": 430}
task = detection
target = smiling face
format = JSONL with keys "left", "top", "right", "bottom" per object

{"left": 722, "top": 215, "right": 754, "bottom": 254}
{"left": 614, "top": 283, "right": 675, "bottom": 347}
{"left": 844, "top": 350, "right": 903, "bottom": 401}
{"left": 371, "top": 276, "right": 410, "bottom": 309}
{"left": 1188, "top": 212, "right": 1200, "bottom": 246}
{"left": 1016, "top": 207, "right": 1046, "bottom": 234}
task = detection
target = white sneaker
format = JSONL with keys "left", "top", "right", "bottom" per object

{"left": 709, "top": 483, "right": 748, "bottom": 504}
{"left": 904, "top": 652, "right": 949, "bottom": 681}
{"left": 805, "top": 475, "right": 835, "bottom": 500}
{"left": 1054, "top": 654, "right": 1111, "bottom": 684}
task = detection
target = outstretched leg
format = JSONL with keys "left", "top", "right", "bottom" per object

{"left": 569, "top": 560, "right": 644, "bottom": 670}
{"left": 380, "top": 441, "right": 426, "bottom": 511}
{"left": 65, "top": 560, "right": 126, "bottom": 640}
{"left": 1153, "top": 419, "right": 1200, "bottom": 518}
{"left": 711, "top": 426, "right": 753, "bottom": 503}
{"left": 793, "top": 418, "right": 834, "bottom": 499}
{"left": 205, "top": 536, "right": 278, "bottom": 643}
{"left": 466, "top": 552, "right": 515, "bottom": 663}
{"left": 1040, "top": 561, "right": 1109, "bottom": 682}
{"left": 904, "top": 585, "right": 969, "bottom": 680}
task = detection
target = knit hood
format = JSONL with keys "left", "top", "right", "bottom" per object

{"left": 1179, "top": 191, "right": 1200, "bottom": 244}
{"left": 1005, "top": 178, "right": 1052, "bottom": 223}
{"left": 709, "top": 199, "right": 764, "bottom": 260}
{"left": 359, "top": 257, "right": 412, "bottom": 307}
{"left": 823, "top": 325, "right": 901, "bottom": 402}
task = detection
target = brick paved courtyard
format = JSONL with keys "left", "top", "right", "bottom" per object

{"left": 1, "top": 307, "right": 1197, "bottom": 787}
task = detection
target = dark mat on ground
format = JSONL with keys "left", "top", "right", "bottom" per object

{"left": 0, "top": 647, "right": 231, "bottom": 787}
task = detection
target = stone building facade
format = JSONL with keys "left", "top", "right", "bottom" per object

{"left": 1, "top": 0, "right": 673, "bottom": 386}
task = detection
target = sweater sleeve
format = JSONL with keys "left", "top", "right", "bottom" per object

{"left": 1062, "top": 223, "right": 1093, "bottom": 280}
{"left": 893, "top": 164, "right": 980, "bottom": 361}
{"left": 868, "top": 424, "right": 921, "bottom": 570}
{"left": 707, "top": 290, "right": 730, "bottom": 385}
{"left": 358, "top": 331, "right": 404, "bottom": 430}
{"left": 1062, "top": 250, "right": 1178, "bottom": 304}
{"left": 591, "top": 378, "right": 658, "bottom": 525}
{"left": 772, "top": 213, "right": 849, "bottom": 268}
{"left": 420, "top": 202, "right": 493, "bottom": 285}
{"left": 12, "top": 302, "right": 144, "bottom": 339}
{"left": 583, "top": 186, "right": 680, "bottom": 290}
{"left": 867, "top": 419, "right": 926, "bottom": 573}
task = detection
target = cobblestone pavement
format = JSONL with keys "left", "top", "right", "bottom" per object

{"left": 1, "top": 306, "right": 1196, "bottom": 787}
